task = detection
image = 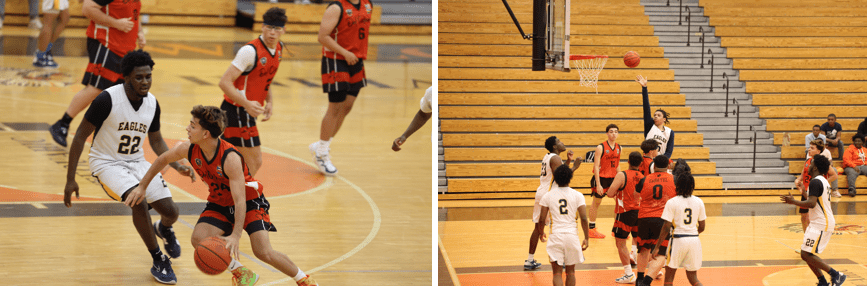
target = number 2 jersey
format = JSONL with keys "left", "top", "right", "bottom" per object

{"left": 540, "top": 186, "right": 586, "bottom": 234}
{"left": 188, "top": 139, "right": 264, "bottom": 207}
{"left": 86, "top": 84, "right": 159, "bottom": 171}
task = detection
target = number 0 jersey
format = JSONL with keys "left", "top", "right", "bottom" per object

{"left": 661, "top": 195, "right": 707, "bottom": 236}
{"left": 539, "top": 186, "right": 586, "bottom": 234}
{"left": 188, "top": 139, "right": 263, "bottom": 207}
{"left": 636, "top": 172, "right": 677, "bottom": 218}
{"left": 87, "top": 84, "right": 157, "bottom": 164}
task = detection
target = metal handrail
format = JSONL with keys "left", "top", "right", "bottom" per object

{"left": 708, "top": 49, "right": 714, "bottom": 92}
{"left": 678, "top": 0, "right": 683, "bottom": 25}
{"left": 750, "top": 126, "right": 757, "bottom": 173}
{"left": 733, "top": 98, "right": 740, "bottom": 144}
{"left": 723, "top": 73, "right": 730, "bottom": 117}
{"left": 686, "top": 7, "right": 691, "bottom": 46}
{"left": 699, "top": 27, "right": 705, "bottom": 67}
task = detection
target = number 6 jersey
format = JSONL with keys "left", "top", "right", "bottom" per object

{"left": 86, "top": 84, "right": 158, "bottom": 166}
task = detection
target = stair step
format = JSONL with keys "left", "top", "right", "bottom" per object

{"left": 439, "top": 178, "right": 448, "bottom": 186}
{"left": 439, "top": 186, "right": 448, "bottom": 193}
{"left": 714, "top": 159, "right": 785, "bottom": 168}
{"left": 717, "top": 167, "right": 790, "bottom": 174}
{"left": 702, "top": 131, "right": 771, "bottom": 139}
{"left": 664, "top": 47, "right": 728, "bottom": 54}
{"left": 706, "top": 145, "right": 778, "bottom": 153}
{"left": 649, "top": 16, "right": 709, "bottom": 22}
{"left": 704, "top": 138, "right": 774, "bottom": 145}
{"left": 438, "top": 155, "right": 444, "bottom": 161}
{"left": 653, "top": 26, "right": 715, "bottom": 33}
{"left": 692, "top": 112, "right": 759, "bottom": 119}
{"left": 685, "top": 93, "right": 750, "bottom": 100}
{"left": 687, "top": 100, "right": 754, "bottom": 106}
{"left": 671, "top": 68, "right": 735, "bottom": 77}
{"left": 658, "top": 41, "right": 721, "bottom": 48}
{"left": 681, "top": 87, "right": 747, "bottom": 93}
{"left": 722, "top": 182, "right": 796, "bottom": 189}
{"left": 438, "top": 147, "right": 444, "bottom": 155}
{"left": 722, "top": 174, "right": 797, "bottom": 183}
{"left": 698, "top": 125, "right": 766, "bottom": 132}
{"left": 439, "top": 162, "right": 445, "bottom": 170}
{"left": 693, "top": 117, "right": 763, "bottom": 126}
{"left": 677, "top": 80, "right": 743, "bottom": 88}
{"left": 645, "top": 6, "right": 705, "bottom": 12}
{"left": 439, "top": 170, "right": 446, "bottom": 177}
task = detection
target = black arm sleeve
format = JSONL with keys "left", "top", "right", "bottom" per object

{"left": 664, "top": 131, "right": 675, "bottom": 158}
{"left": 642, "top": 86, "right": 653, "bottom": 137}
{"left": 83, "top": 91, "right": 113, "bottom": 133}
{"left": 808, "top": 178, "right": 824, "bottom": 198}
{"left": 635, "top": 177, "right": 646, "bottom": 193}
{"left": 149, "top": 100, "right": 161, "bottom": 133}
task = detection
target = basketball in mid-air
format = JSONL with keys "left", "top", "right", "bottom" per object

{"left": 194, "top": 236, "right": 231, "bottom": 275}
{"left": 624, "top": 51, "right": 640, "bottom": 68}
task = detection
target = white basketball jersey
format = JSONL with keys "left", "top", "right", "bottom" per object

{"left": 538, "top": 153, "right": 558, "bottom": 193}
{"left": 661, "top": 195, "right": 707, "bottom": 236}
{"left": 89, "top": 84, "right": 157, "bottom": 163}
{"left": 420, "top": 87, "right": 433, "bottom": 113}
{"left": 808, "top": 176, "right": 835, "bottom": 231}
{"left": 540, "top": 186, "right": 586, "bottom": 234}
{"left": 646, "top": 125, "right": 672, "bottom": 155}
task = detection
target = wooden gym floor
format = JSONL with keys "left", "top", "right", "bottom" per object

{"left": 439, "top": 196, "right": 867, "bottom": 286}
{"left": 0, "top": 26, "right": 432, "bottom": 285}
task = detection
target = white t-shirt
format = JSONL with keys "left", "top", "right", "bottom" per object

{"left": 420, "top": 87, "right": 433, "bottom": 113}
{"left": 231, "top": 36, "right": 278, "bottom": 73}
{"left": 661, "top": 195, "right": 707, "bottom": 235}
{"left": 540, "top": 186, "right": 586, "bottom": 234}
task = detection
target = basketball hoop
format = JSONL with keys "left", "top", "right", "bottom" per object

{"left": 570, "top": 55, "right": 608, "bottom": 94}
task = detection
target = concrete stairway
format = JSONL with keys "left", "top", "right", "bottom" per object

{"left": 641, "top": 0, "right": 796, "bottom": 189}
{"left": 438, "top": 119, "right": 447, "bottom": 194}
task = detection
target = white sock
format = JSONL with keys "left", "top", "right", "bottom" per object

{"left": 229, "top": 259, "right": 243, "bottom": 271}
{"left": 293, "top": 269, "right": 307, "bottom": 281}
{"left": 624, "top": 264, "right": 633, "bottom": 275}
{"left": 527, "top": 253, "right": 534, "bottom": 261}
{"left": 318, "top": 139, "right": 331, "bottom": 152}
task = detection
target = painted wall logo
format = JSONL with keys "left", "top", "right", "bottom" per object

{"left": 0, "top": 67, "right": 74, "bottom": 87}
{"left": 780, "top": 223, "right": 866, "bottom": 235}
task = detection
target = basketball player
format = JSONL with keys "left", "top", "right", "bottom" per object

{"left": 639, "top": 139, "right": 659, "bottom": 176}
{"left": 392, "top": 86, "right": 433, "bottom": 151}
{"left": 605, "top": 151, "right": 645, "bottom": 284}
{"left": 525, "top": 136, "right": 581, "bottom": 270}
{"left": 310, "top": 0, "right": 374, "bottom": 175}
{"left": 647, "top": 166, "right": 706, "bottom": 286}
{"left": 32, "top": 0, "right": 70, "bottom": 68}
{"left": 633, "top": 155, "right": 677, "bottom": 285}
{"left": 126, "top": 105, "right": 319, "bottom": 286}
{"left": 588, "top": 124, "right": 621, "bottom": 239}
{"left": 217, "top": 7, "right": 287, "bottom": 176}
{"left": 536, "top": 165, "right": 590, "bottom": 286}
{"left": 781, "top": 154, "right": 847, "bottom": 286}
{"left": 636, "top": 75, "right": 675, "bottom": 159}
{"left": 49, "top": 0, "right": 145, "bottom": 147}
{"left": 63, "top": 51, "right": 192, "bottom": 284}
{"left": 795, "top": 140, "right": 839, "bottom": 231}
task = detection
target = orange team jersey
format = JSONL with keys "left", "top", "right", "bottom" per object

{"left": 637, "top": 172, "right": 677, "bottom": 218}
{"left": 323, "top": 0, "right": 373, "bottom": 60}
{"left": 801, "top": 157, "right": 832, "bottom": 187}
{"left": 86, "top": 0, "right": 141, "bottom": 54}
{"left": 188, "top": 139, "right": 263, "bottom": 207}
{"left": 639, "top": 155, "right": 654, "bottom": 176}
{"left": 224, "top": 38, "right": 282, "bottom": 107}
{"left": 615, "top": 170, "right": 643, "bottom": 214}
{"left": 597, "top": 141, "right": 621, "bottom": 178}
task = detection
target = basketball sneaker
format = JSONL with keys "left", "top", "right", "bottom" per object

{"left": 44, "top": 45, "right": 59, "bottom": 68}
{"left": 588, "top": 228, "right": 606, "bottom": 239}
{"left": 151, "top": 254, "right": 177, "bottom": 285}
{"left": 33, "top": 51, "right": 47, "bottom": 68}
{"left": 849, "top": 187, "right": 856, "bottom": 197}
{"left": 28, "top": 18, "right": 42, "bottom": 30}
{"left": 309, "top": 142, "right": 337, "bottom": 176}
{"left": 297, "top": 275, "right": 318, "bottom": 286}
{"left": 49, "top": 120, "right": 69, "bottom": 147}
{"left": 657, "top": 271, "right": 664, "bottom": 279}
{"left": 833, "top": 273, "right": 847, "bottom": 286}
{"left": 615, "top": 273, "right": 635, "bottom": 284}
{"left": 524, "top": 259, "right": 541, "bottom": 270}
{"left": 231, "top": 266, "right": 259, "bottom": 286}
{"left": 831, "top": 190, "right": 842, "bottom": 198}
{"left": 154, "top": 220, "right": 181, "bottom": 258}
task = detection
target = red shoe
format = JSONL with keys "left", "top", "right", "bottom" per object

{"left": 589, "top": 228, "right": 606, "bottom": 239}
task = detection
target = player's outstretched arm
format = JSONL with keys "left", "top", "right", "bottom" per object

{"left": 222, "top": 151, "right": 248, "bottom": 260}
{"left": 577, "top": 205, "right": 589, "bottom": 250}
{"left": 64, "top": 119, "right": 97, "bottom": 207}
{"left": 636, "top": 75, "right": 653, "bottom": 136}
{"left": 124, "top": 141, "right": 191, "bottom": 207}
{"left": 392, "top": 109, "right": 432, "bottom": 151}
{"left": 606, "top": 171, "right": 626, "bottom": 198}
{"left": 82, "top": 0, "right": 134, "bottom": 32}
{"left": 148, "top": 131, "right": 195, "bottom": 181}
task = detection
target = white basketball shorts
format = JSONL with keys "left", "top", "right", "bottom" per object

{"left": 547, "top": 232, "right": 585, "bottom": 266}
{"left": 801, "top": 225, "right": 833, "bottom": 254}
{"left": 42, "top": 0, "right": 69, "bottom": 13}
{"left": 533, "top": 188, "right": 545, "bottom": 223}
{"left": 91, "top": 159, "right": 172, "bottom": 204}
{"left": 666, "top": 235, "right": 702, "bottom": 271}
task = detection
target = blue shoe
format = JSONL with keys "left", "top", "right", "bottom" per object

{"left": 48, "top": 120, "right": 69, "bottom": 147}
{"left": 151, "top": 254, "right": 177, "bottom": 285}
{"left": 833, "top": 273, "right": 847, "bottom": 286}
{"left": 154, "top": 220, "right": 181, "bottom": 258}
{"left": 523, "top": 259, "right": 541, "bottom": 270}
{"left": 33, "top": 51, "right": 47, "bottom": 68}
{"left": 44, "top": 50, "right": 58, "bottom": 68}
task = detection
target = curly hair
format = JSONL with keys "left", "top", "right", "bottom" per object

{"left": 553, "top": 165, "right": 573, "bottom": 187}
{"left": 655, "top": 109, "right": 671, "bottom": 124}
{"left": 191, "top": 105, "right": 227, "bottom": 138}
{"left": 852, "top": 133, "right": 865, "bottom": 143}
{"left": 653, "top": 155, "right": 669, "bottom": 170}
{"left": 263, "top": 7, "right": 287, "bottom": 26}
{"left": 675, "top": 171, "right": 695, "bottom": 198}
{"left": 812, "top": 154, "right": 831, "bottom": 175}
{"left": 640, "top": 139, "right": 659, "bottom": 154}
{"left": 672, "top": 158, "right": 691, "bottom": 181}
{"left": 120, "top": 50, "right": 155, "bottom": 77}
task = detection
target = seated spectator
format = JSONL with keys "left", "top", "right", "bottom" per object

{"left": 805, "top": 124, "right": 826, "bottom": 155}
{"left": 858, "top": 117, "right": 867, "bottom": 136}
{"left": 820, "top": 114, "right": 845, "bottom": 160}
{"left": 843, "top": 133, "right": 867, "bottom": 198}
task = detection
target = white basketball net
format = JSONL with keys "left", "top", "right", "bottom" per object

{"left": 570, "top": 55, "right": 608, "bottom": 94}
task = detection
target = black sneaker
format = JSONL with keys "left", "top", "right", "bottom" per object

{"left": 154, "top": 220, "right": 181, "bottom": 258}
{"left": 833, "top": 273, "right": 847, "bottom": 286}
{"left": 49, "top": 120, "right": 69, "bottom": 147}
{"left": 151, "top": 254, "right": 177, "bottom": 284}
{"left": 849, "top": 188, "right": 856, "bottom": 197}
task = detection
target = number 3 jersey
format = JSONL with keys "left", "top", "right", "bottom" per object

{"left": 540, "top": 186, "right": 586, "bottom": 234}
{"left": 188, "top": 139, "right": 263, "bottom": 207}
{"left": 86, "top": 84, "right": 159, "bottom": 170}
{"left": 661, "top": 195, "right": 707, "bottom": 236}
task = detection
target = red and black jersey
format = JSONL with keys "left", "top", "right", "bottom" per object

{"left": 615, "top": 170, "right": 643, "bottom": 214}
{"left": 86, "top": 0, "right": 141, "bottom": 55}
{"left": 596, "top": 141, "right": 621, "bottom": 178}
{"left": 188, "top": 139, "right": 262, "bottom": 207}
{"left": 225, "top": 37, "right": 282, "bottom": 107}
{"left": 322, "top": 0, "right": 373, "bottom": 60}
{"left": 637, "top": 172, "right": 677, "bottom": 218}
{"left": 802, "top": 157, "right": 814, "bottom": 187}
{"left": 639, "top": 155, "right": 654, "bottom": 176}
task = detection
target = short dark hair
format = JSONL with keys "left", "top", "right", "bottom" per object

{"left": 828, "top": 114, "right": 837, "bottom": 119}
{"left": 653, "top": 155, "right": 669, "bottom": 170}
{"left": 813, "top": 125, "right": 821, "bottom": 129}
{"left": 545, "top": 136, "right": 557, "bottom": 152}
{"left": 853, "top": 133, "right": 865, "bottom": 142}
{"left": 553, "top": 165, "right": 573, "bottom": 187}
{"left": 640, "top": 139, "right": 658, "bottom": 154}
{"left": 812, "top": 154, "right": 830, "bottom": 175}
{"left": 263, "top": 7, "right": 288, "bottom": 26}
{"left": 672, "top": 158, "right": 691, "bottom": 180}
{"left": 191, "top": 105, "right": 227, "bottom": 138}
{"left": 120, "top": 50, "right": 155, "bottom": 77}
{"left": 606, "top": 124, "right": 619, "bottom": 133}
{"left": 628, "top": 151, "right": 642, "bottom": 167}
{"left": 675, "top": 171, "right": 695, "bottom": 198}
{"left": 655, "top": 109, "right": 671, "bottom": 124}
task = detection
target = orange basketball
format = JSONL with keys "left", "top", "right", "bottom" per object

{"left": 624, "top": 51, "right": 640, "bottom": 68}
{"left": 194, "top": 236, "right": 231, "bottom": 275}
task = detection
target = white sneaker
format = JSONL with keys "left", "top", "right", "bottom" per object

{"left": 309, "top": 142, "right": 338, "bottom": 176}
{"left": 615, "top": 273, "right": 636, "bottom": 284}
{"left": 831, "top": 190, "right": 842, "bottom": 198}
{"left": 28, "top": 18, "right": 42, "bottom": 30}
